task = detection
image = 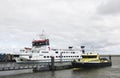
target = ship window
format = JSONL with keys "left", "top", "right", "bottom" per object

{"left": 32, "top": 51, "right": 34, "bottom": 53}
{"left": 82, "top": 56, "right": 97, "bottom": 58}
{"left": 44, "top": 56, "right": 46, "bottom": 58}
{"left": 32, "top": 39, "right": 49, "bottom": 47}
{"left": 73, "top": 52, "right": 75, "bottom": 54}
{"left": 47, "top": 56, "right": 49, "bottom": 58}
{"left": 20, "top": 50, "right": 25, "bottom": 52}
{"left": 42, "top": 51, "right": 48, "bottom": 53}
{"left": 55, "top": 51, "right": 58, "bottom": 53}
{"left": 29, "top": 56, "right": 32, "bottom": 58}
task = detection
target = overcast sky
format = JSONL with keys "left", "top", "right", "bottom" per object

{"left": 0, "top": 0, "right": 120, "bottom": 54}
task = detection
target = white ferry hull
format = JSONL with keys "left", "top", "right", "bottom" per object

{"left": 15, "top": 58, "right": 75, "bottom": 64}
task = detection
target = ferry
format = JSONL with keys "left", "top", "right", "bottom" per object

{"left": 14, "top": 33, "right": 82, "bottom": 63}
{"left": 72, "top": 52, "right": 112, "bottom": 68}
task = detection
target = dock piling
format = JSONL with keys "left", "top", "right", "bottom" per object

{"left": 51, "top": 56, "right": 55, "bottom": 70}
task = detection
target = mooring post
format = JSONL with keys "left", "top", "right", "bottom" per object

{"left": 109, "top": 55, "right": 111, "bottom": 61}
{"left": 60, "top": 52, "right": 63, "bottom": 63}
{"left": 51, "top": 56, "right": 55, "bottom": 70}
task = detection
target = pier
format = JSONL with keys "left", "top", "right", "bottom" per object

{"left": 0, "top": 57, "right": 72, "bottom": 72}
{"left": 33, "top": 62, "right": 72, "bottom": 72}
{"left": 0, "top": 55, "right": 113, "bottom": 72}
{"left": 0, "top": 64, "right": 42, "bottom": 71}
{"left": 0, "top": 63, "right": 72, "bottom": 72}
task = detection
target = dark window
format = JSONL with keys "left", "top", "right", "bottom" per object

{"left": 32, "top": 39, "right": 49, "bottom": 47}
{"left": 55, "top": 51, "right": 58, "bottom": 53}
{"left": 44, "top": 56, "right": 46, "bottom": 58}
{"left": 82, "top": 56, "right": 97, "bottom": 58}
{"left": 29, "top": 56, "right": 32, "bottom": 58}
{"left": 42, "top": 51, "right": 48, "bottom": 53}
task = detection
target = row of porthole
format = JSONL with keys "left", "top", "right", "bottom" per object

{"left": 56, "top": 52, "right": 76, "bottom": 54}
{"left": 26, "top": 51, "right": 39, "bottom": 53}
{"left": 44, "top": 56, "right": 79, "bottom": 58}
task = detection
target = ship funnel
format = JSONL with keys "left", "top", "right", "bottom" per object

{"left": 81, "top": 46, "right": 85, "bottom": 54}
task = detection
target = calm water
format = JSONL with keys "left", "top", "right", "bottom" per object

{"left": 0, "top": 57, "right": 120, "bottom": 78}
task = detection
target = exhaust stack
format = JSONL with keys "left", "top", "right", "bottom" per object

{"left": 81, "top": 46, "right": 85, "bottom": 54}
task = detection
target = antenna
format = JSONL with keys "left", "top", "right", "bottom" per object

{"left": 41, "top": 30, "right": 45, "bottom": 36}
{"left": 38, "top": 30, "right": 46, "bottom": 39}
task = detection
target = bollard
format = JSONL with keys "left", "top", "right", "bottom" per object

{"left": 109, "top": 56, "right": 111, "bottom": 61}
{"left": 51, "top": 56, "right": 55, "bottom": 70}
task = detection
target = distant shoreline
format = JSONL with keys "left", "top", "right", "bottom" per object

{"left": 100, "top": 55, "right": 120, "bottom": 57}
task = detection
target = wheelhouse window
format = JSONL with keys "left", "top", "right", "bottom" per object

{"left": 32, "top": 39, "right": 49, "bottom": 47}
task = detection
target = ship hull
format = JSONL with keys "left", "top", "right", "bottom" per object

{"left": 15, "top": 58, "right": 74, "bottom": 64}
{"left": 72, "top": 61, "right": 112, "bottom": 68}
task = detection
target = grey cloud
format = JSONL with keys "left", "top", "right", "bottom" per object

{"left": 97, "top": 0, "right": 120, "bottom": 15}
{"left": 0, "top": 0, "right": 120, "bottom": 54}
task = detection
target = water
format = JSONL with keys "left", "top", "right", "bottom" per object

{"left": 0, "top": 57, "right": 120, "bottom": 78}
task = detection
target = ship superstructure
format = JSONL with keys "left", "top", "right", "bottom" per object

{"left": 14, "top": 33, "right": 82, "bottom": 63}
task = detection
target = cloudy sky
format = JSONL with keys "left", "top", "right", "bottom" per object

{"left": 0, "top": 0, "right": 120, "bottom": 54}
